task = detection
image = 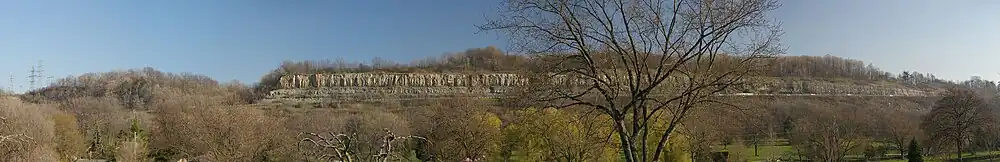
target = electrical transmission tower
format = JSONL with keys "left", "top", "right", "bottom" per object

{"left": 40, "top": 60, "right": 52, "bottom": 86}
{"left": 6, "top": 73, "right": 13, "bottom": 92}
{"left": 27, "top": 60, "right": 46, "bottom": 90}
{"left": 28, "top": 66, "right": 37, "bottom": 90}
{"left": 38, "top": 60, "right": 45, "bottom": 86}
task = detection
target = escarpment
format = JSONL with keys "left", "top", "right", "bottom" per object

{"left": 277, "top": 73, "right": 525, "bottom": 88}
{"left": 262, "top": 73, "right": 938, "bottom": 104}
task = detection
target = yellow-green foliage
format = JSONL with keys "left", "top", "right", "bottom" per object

{"left": 660, "top": 133, "right": 693, "bottom": 162}
{"left": 642, "top": 111, "right": 694, "bottom": 162}
{"left": 51, "top": 112, "right": 86, "bottom": 161}
{"left": 477, "top": 111, "right": 503, "bottom": 153}
{"left": 500, "top": 107, "right": 694, "bottom": 161}
{"left": 501, "top": 108, "right": 618, "bottom": 161}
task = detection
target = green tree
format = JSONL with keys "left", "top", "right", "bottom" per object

{"left": 501, "top": 108, "right": 618, "bottom": 161}
{"left": 117, "top": 119, "right": 148, "bottom": 162}
{"left": 907, "top": 139, "right": 922, "bottom": 162}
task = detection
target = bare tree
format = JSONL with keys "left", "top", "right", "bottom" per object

{"left": 0, "top": 117, "right": 34, "bottom": 152}
{"left": 299, "top": 129, "right": 426, "bottom": 162}
{"left": 922, "top": 87, "right": 995, "bottom": 162}
{"left": 150, "top": 92, "right": 290, "bottom": 161}
{"left": 788, "top": 103, "right": 869, "bottom": 161}
{"left": 410, "top": 99, "right": 503, "bottom": 161}
{"left": 873, "top": 109, "right": 920, "bottom": 160}
{"left": 0, "top": 98, "right": 61, "bottom": 161}
{"left": 480, "top": 0, "right": 783, "bottom": 161}
{"left": 737, "top": 105, "right": 772, "bottom": 157}
{"left": 114, "top": 76, "right": 153, "bottom": 110}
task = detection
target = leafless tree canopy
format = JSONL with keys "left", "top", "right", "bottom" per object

{"left": 480, "top": 0, "right": 783, "bottom": 161}
{"left": 922, "top": 87, "right": 996, "bottom": 161}
{"left": 789, "top": 104, "right": 871, "bottom": 161}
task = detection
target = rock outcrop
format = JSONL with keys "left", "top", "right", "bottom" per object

{"left": 264, "top": 73, "right": 936, "bottom": 103}
{"left": 754, "top": 79, "right": 933, "bottom": 96}
{"left": 278, "top": 73, "right": 525, "bottom": 88}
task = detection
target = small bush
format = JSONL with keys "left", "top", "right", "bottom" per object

{"left": 0, "top": 98, "right": 62, "bottom": 161}
{"left": 52, "top": 111, "right": 86, "bottom": 161}
{"left": 150, "top": 94, "right": 292, "bottom": 161}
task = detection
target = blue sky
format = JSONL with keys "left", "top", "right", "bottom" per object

{"left": 0, "top": 0, "right": 998, "bottom": 92}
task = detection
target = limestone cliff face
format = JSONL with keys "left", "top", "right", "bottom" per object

{"left": 753, "top": 79, "right": 932, "bottom": 96}
{"left": 278, "top": 73, "right": 525, "bottom": 88}
{"left": 265, "top": 73, "right": 936, "bottom": 103}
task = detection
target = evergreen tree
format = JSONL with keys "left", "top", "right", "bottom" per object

{"left": 907, "top": 139, "right": 923, "bottom": 162}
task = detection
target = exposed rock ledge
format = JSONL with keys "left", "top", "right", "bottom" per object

{"left": 265, "top": 73, "right": 936, "bottom": 103}
{"left": 278, "top": 73, "right": 525, "bottom": 88}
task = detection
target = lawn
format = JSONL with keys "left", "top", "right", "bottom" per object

{"left": 711, "top": 141, "right": 1000, "bottom": 162}
{"left": 715, "top": 144, "right": 794, "bottom": 161}
{"left": 878, "top": 151, "right": 1000, "bottom": 162}
{"left": 712, "top": 141, "right": 1000, "bottom": 162}
{"left": 933, "top": 151, "right": 1000, "bottom": 162}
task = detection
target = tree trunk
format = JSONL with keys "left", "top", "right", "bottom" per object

{"left": 754, "top": 142, "right": 759, "bottom": 156}
{"left": 899, "top": 147, "right": 905, "bottom": 160}
{"left": 615, "top": 121, "right": 636, "bottom": 162}
{"left": 958, "top": 138, "right": 964, "bottom": 162}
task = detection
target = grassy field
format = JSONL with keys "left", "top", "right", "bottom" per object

{"left": 929, "top": 151, "right": 1000, "bottom": 162}
{"left": 714, "top": 144, "right": 795, "bottom": 161}
{"left": 879, "top": 151, "right": 1000, "bottom": 162}
{"left": 713, "top": 140, "right": 1000, "bottom": 162}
